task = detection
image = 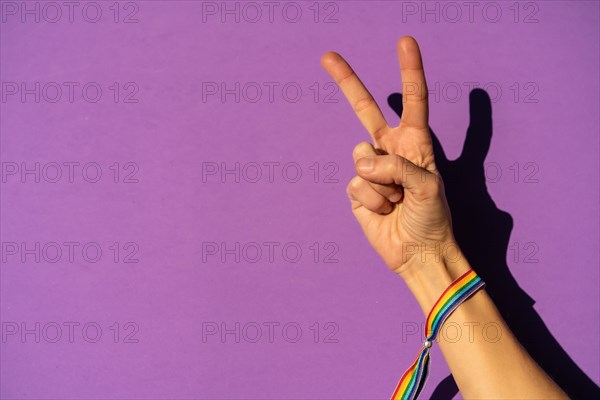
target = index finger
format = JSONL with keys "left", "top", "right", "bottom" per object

{"left": 321, "top": 52, "right": 388, "bottom": 140}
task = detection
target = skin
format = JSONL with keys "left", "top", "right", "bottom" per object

{"left": 321, "top": 36, "right": 568, "bottom": 399}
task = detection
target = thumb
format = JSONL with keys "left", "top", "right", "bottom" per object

{"left": 355, "top": 154, "right": 436, "bottom": 195}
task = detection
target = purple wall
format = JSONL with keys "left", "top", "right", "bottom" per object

{"left": 1, "top": 1, "right": 598, "bottom": 398}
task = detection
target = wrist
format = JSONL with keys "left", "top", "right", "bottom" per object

{"left": 397, "top": 243, "right": 472, "bottom": 314}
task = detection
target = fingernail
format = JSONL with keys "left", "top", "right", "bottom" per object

{"left": 357, "top": 157, "right": 374, "bottom": 173}
{"left": 389, "top": 193, "right": 402, "bottom": 203}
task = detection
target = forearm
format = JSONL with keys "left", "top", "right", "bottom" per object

{"left": 400, "top": 251, "right": 567, "bottom": 399}
{"left": 324, "top": 36, "right": 570, "bottom": 399}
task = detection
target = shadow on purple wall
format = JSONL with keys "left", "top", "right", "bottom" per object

{"left": 386, "top": 89, "right": 599, "bottom": 399}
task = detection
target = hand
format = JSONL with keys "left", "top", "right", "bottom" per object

{"left": 321, "top": 37, "right": 461, "bottom": 276}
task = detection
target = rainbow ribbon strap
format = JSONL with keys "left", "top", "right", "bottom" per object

{"left": 391, "top": 269, "right": 485, "bottom": 400}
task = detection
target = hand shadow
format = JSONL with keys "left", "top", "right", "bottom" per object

{"left": 387, "top": 89, "right": 600, "bottom": 399}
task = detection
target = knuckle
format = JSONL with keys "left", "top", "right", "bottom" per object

{"left": 388, "top": 188, "right": 403, "bottom": 202}
{"left": 353, "top": 96, "right": 376, "bottom": 113}
{"left": 372, "top": 198, "right": 392, "bottom": 214}
{"left": 336, "top": 71, "right": 355, "bottom": 86}
{"left": 373, "top": 196, "right": 388, "bottom": 209}
{"left": 384, "top": 162, "right": 397, "bottom": 180}
{"left": 391, "top": 159, "right": 400, "bottom": 173}
{"left": 352, "top": 142, "right": 372, "bottom": 159}
{"left": 347, "top": 176, "right": 364, "bottom": 193}
{"left": 390, "top": 156, "right": 404, "bottom": 179}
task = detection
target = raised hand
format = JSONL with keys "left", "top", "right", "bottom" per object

{"left": 321, "top": 37, "right": 461, "bottom": 276}
{"left": 321, "top": 38, "right": 570, "bottom": 400}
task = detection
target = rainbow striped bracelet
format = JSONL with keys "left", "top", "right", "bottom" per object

{"left": 391, "top": 269, "right": 485, "bottom": 400}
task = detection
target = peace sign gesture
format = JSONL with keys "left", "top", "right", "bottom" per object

{"left": 321, "top": 37, "right": 461, "bottom": 276}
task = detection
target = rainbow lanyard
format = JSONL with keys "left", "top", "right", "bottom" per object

{"left": 391, "top": 269, "right": 485, "bottom": 400}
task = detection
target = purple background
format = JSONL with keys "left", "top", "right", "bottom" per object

{"left": 1, "top": 1, "right": 598, "bottom": 398}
